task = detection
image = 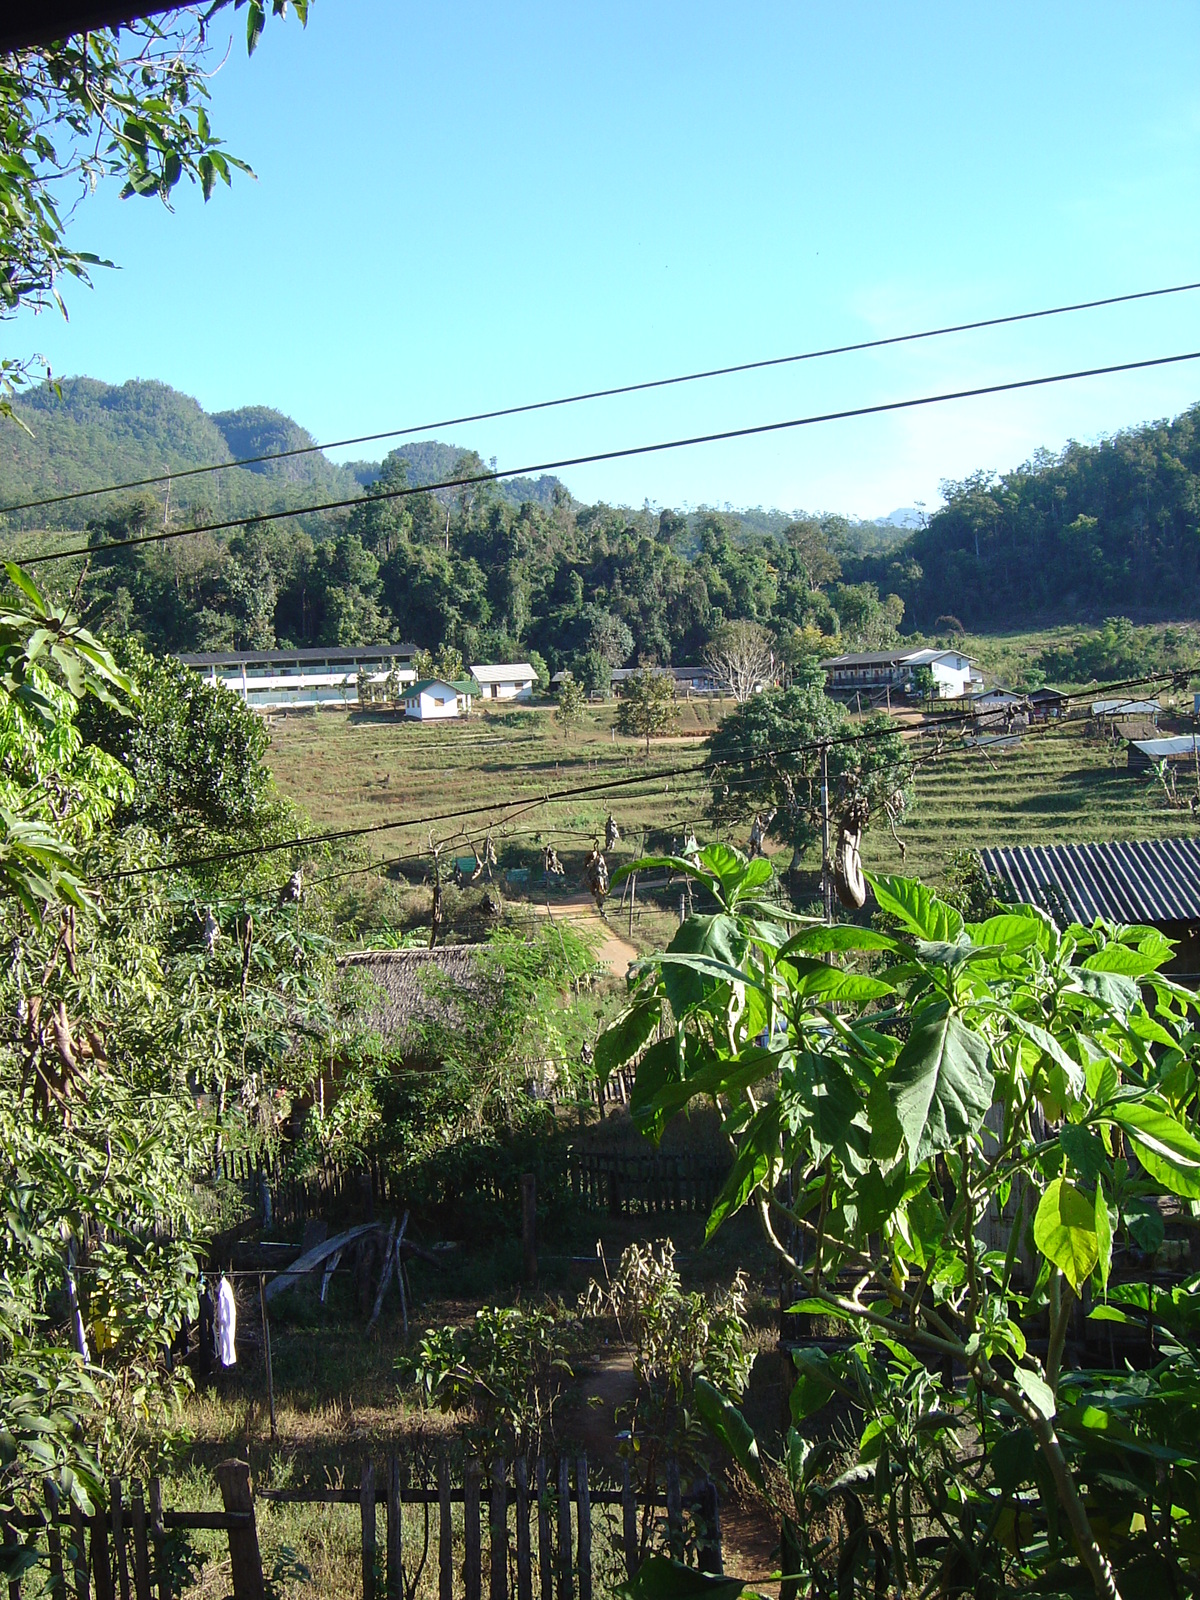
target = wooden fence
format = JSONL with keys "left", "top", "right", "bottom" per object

{"left": 563, "top": 1150, "right": 729, "bottom": 1216}
{"left": 3, "top": 1456, "right": 718, "bottom": 1600}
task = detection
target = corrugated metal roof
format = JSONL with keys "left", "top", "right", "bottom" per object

{"left": 978, "top": 839, "right": 1200, "bottom": 924}
{"left": 1130, "top": 736, "right": 1200, "bottom": 759}
{"left": 1091, "top": 699, "right": 1160, "bottom": 716}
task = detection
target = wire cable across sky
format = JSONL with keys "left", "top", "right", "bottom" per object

{"left": 4, "top": 276, "right": 1200, "bottom": 519}
{"left": 19, "top": 347, "right": 1200, "bottom": 570}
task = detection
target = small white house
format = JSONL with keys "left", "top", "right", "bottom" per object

{"left": 401, "top": 679, "right": 474, "bottom": 720}
{"left": 470, "top": 663, "right": 537, "bottom": 701}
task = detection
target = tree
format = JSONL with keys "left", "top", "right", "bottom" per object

{"left": 707, "top": 678, "right": 911, "bottom": 870}
{"left": 704, "top": 620, "right": 775, "bottom": 703}
{"left": 0, "top": 4, "right": 309, "bottom": 417}
{"left": 832, "top": 581, "right": 905, "bottom": 649}
{"left": 911, "top": 663, "right": 936, "bottom": 702}
{"left": 412, "top": 644, "right": 466, "bottom": 682}
{"left": 782, "top": 518, "right": 842, "bottom": 591}
{"left": 554, "top": 670, "right": 585, "bottom": 727}
{"left": 616, "top": 670, "right": 679, "bottom": 754}
{"left": 600, "top": 851, "right": 1200, "bottom": 1598}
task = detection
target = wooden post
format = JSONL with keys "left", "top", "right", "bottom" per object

{"left": 520, "top": 1175, "right": 537, "bottom": 1285}
{"left": 437, "top": 1456, "right": 452, "bottom": 1600}
{"left": 214, "top": 1461, "right": 265, "bottom": 1600}
{"left": 620, "top": 1462, "right": 637, "bottom": 1580}
{"left": 148, "top": 1481, "right": 169, "bottom": 1600}
{"left": 665, "top": 1460, "right": 683, "bottom": 1563}
{"left": 489, "top": 1460, "right": 506, "bottom": 1600}
{"left": 69, "top": 1499, "right": 90, "bottom": 1600}
{"left": 386, "top": 1456, "right": 401, "bottom": 1600}
{"left": 536, "top": 1460, "right": 552, "bottom": 1600}
{"left": 110, "top": 1479, "right": 131, "bottom": 1600}
{"left": 90, "top": 1508, "right": 114, "bottom": 1600}
{"left": 129, "top": 1485, "right": 151, "bottom": 1600}
{"left": 464, "top": 1462, "right": 482, "bottom": 1600}
{"left": 696, "top": 1480, "right": 722, "bottom": 1575}
{"left": 360, "top": 1462, "right": 376, "bottom": 1600}
{"left": 258, "top": 1277, "right": 276, "bottom": 1441}
{"left": 3, "top": 1518, "right": 22, "bottom": 1600}
{"left": 514, "top": 1458, "right": 532, "bottom": 1600}
{"left": 575, "top": 1459, "right": 591, "bottom": 1600}
{"left": 43, "top": 1481, "right": 67, "bottom": 1600}
{"left": 628, "top": 874, "right": 635, "bottom": 940}
{"left": 555, "top": 1458, "right": 572, "bottom": 1600}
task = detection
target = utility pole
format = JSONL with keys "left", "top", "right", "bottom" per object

{"left": 820, "top": 743, "right": 832, "bottom": 926}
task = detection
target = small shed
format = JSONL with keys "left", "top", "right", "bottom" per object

{"left": 1092, "top": 698, "right": 1160, "bottom": 737}
{"left": 401, "top": 678, "right": 475, "bottom": 720}
{"left": 1027, "top": 687, "right": 1068, "bottom": 722}
{"left": 338, "top": 945, "right": 489, "bottom": 1055}
{"left": 1128, "top": 734, "right": 1200, "bottom": 773}
{"left": 471, "top": 663, "right": 537, "bottom": 701}
{"left": 978, "top": 838, "right": 1200, "bottom": 975}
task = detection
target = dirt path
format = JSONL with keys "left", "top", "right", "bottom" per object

{"left": 530, "top": 892, "right": 639, "bottom": 974}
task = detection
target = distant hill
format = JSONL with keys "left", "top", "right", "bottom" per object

{"left": 368, "top": 440, "right": 566, "bottom": 509}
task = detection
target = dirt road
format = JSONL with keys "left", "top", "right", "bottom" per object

{"left": 530, "top": 891, "right": 639, "bottom": 975}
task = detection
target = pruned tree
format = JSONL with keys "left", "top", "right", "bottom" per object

{"left": 704, "top": 620, "right": 775, "bottom": 702}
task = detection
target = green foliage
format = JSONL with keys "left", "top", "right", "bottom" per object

{"left": 599, "top": 844, "right": 1200, "bottom": 1597}
{"left": 411, "top": 1304, "right": 580, "bottom": 1456}
{"left": 411, "top": 643, "right": 466, "bottom": 682}
{"left": 554, "top": 670, "right": 586, "bottom": 726}
{"left": 616, "top": 671, "right": 680, "bottom": 752}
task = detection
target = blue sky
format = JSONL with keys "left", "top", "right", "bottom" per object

{"left": 11, "top": 1, "right": 1200, "bottom": 518}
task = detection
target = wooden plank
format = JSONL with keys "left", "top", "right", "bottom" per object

{"left": 386, "top": 1455, "right": 401, "bottom": 1600}
{"left": 437, "top": 1456, "right": 452, "bottom": 1600}
{"left": 110, "top": 1479, "right": 131, "bottom": 1600}
{"left": 489, "top": 1460, "right": 506, "bottom": 1600}
{"left": 214, "top": 1460, "right": 265, "bottom": 1600}
{"left": 90, "top": 1509, "right": 114, "bottom": 1600}
{"left": 575, "top": 1459, "right": 591, "bottom": 1600}
{"left": 620, "top": 1462, "right": 637, "bottom": 1580}
{"left": 360, "top": 1462, "right": 376, "bottom": 1600}
{"left": 514, "top": 1458, "right": 532, "bottom": 1600}
{"left": 128, "top": 1487, "right": 151, "bottom": 1600}
{"left": 464, "top": 1461, "right": 481, "bottom": 1600}
{"left": 536, "top": 1460, "right": 552, "bottom": 1600}
{"left": 69, "top": 1499, "right": 90, "bottom": 1600}
{"left": 147, "top": 1482, "right": 169, "bottom": 1600}
{"left": 555, "top": 1458, "right": 572, "bottom": 1600}
{"left": 44, "top": 1480, "right": 67, "bottom": 1600}
{"left": 665, "top": 1461, "right": 682, "bottom": 1563}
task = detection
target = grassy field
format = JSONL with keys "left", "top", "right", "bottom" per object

{"left": 264, "top": 696, "right": 1200, "bottom": 908}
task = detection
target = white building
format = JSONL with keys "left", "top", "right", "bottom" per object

{"left": 819, "top": 647, "right": 979, "bottom": 701}
{"left": 178, "top": 645, "right": 418, "bottom": 709}
{"left": 401, "top": 678, "right": 475, "bottom": 720}
{"left": 470, "top": 663, "right": 537, "bottom": 701}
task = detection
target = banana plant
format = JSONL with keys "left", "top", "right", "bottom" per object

{"left": 600, "top": 844, "right": 1200, "bottom": 1600}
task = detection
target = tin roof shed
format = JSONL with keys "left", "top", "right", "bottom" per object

{"left": 978, "top": 839, "right": 1200, "bottom": 926}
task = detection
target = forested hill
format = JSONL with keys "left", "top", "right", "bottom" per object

{"left": 0, "top": 378, "right": 568, "bottom": 529}
{"left": 849, "top": 403, "right": 1200, "bottom": 628}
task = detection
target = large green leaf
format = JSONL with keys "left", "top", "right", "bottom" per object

{"left": 705, "top": 1101, "right": 780, "bottom": 1239}
{"left": 615, "top": 1557, "right": 745, "bottom": 1600}
{"left": 1010, "top": 1018, "right": 1084, "bottom": 1097}
{"left": 886, "top": 1013, "right": 994, "bottom": 1168}
{"left": 595, "top": 999, "right": 660, "bottom": 1084}
{"left": 1105, "top": 1100, "right": 1200, "bottom": 1199}
{"left": 1068, "top": 969, "right": 1140, "bottom": 1018}
{"left": 694, "top": 1377, "right": 765, "bottom": 1489}
{"left": 865, "top": 872, "right": 964, "bottom": 943}
{"left": 653, "top": 914, "right": 754, "bottom": 1016}
{"left": 781, "top": 1052, "right": 860, "bottom": 1164}
{"left": 782, "top": 959, "right": 894, "bottom": 1004}
{"left": 965, "top": 912, "right": 1051, "bottom": 953}
{"left": 634, "top": 1044, "right": 789, "bottom": 1139}
{"left": 1082, "top": 945, "right": 1164, "bottom": 977}
{"left": 778, "top": 924, "right": 903, "bottom": 958}
{"left": 1033, "top": 1177, "right": 1098, "bottom": 1292}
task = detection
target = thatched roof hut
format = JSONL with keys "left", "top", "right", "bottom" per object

{"left": 338, "top": 945, "right": 489, "bottom": 1048}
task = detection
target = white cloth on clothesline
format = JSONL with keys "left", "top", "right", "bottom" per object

{"left": 216, "top": 1275, "right": 237, "bottom": 1367}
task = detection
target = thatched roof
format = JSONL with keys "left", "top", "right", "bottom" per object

{"left": 338, "top": 945, "right": 489, "bottom": 1043}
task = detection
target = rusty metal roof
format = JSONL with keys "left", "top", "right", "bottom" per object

{"left": 979, "top": 839, "right": 1200, "bottom": 925}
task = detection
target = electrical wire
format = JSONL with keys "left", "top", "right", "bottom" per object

{"left": 7, "top": 278, "right": 1200, "bottom": 520}
{"left": 99, "top": 663, "right": 1190, "bottom": 886}
{"left": 17, "top": 347, "right": 1200, "bottom": 571}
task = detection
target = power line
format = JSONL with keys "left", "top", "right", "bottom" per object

{"left": 7, "top": 278, "right": 1200, "bottom": 520}
{"left": 100, "top": 664, "right": 1187, "bottom": 885}
{"left": 17, "top": 346, "right": 1200, "bottom": 571}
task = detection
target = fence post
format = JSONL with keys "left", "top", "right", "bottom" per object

{"left": 110, "top": 1480, "right": 131, "bottom": 1600}
{"left": 386, "top": 1455, "right": 401, "bottom": 1600}
{"left": 360, "top": 1461, "right": 376, "bottom": 1600}
{"left": 68, "top": 1498, "right": 90, "bottom": 1600}
{"left": 464, "top": 1461, "right": 482, "bottom": 1600}
{"left": 620, "top": 1462, "right": 638, "bottom": 1580}
{"left": 665, "top": 1461, "right": 683, "bottom": 1564}
{"left": 575, "top": 1459, "right": 591, "bottom": 1600}
{"left": 437, "top": 1456, "right": 452, "bottom": 1600}
{"left": 43, "top": 1481, "right": 67, "bottom": 1600}
{"left": 535, "top": 1460, "right": 552, "bottom": 1600}
{"left": 147, "top": 1482, "right": 169, "bottom": 1600}
{"left": 90, "top": 1507, "right": 114, "bottom": 1600}
{"left": 214, "top": 1461, "right": 265, "bottom": 1600}
{"left": 555, "top": 1458, "right": 572, "bottom": 1600}
{"left": 489, "top": 1460, "right": 506, "bottom": 1600}
{"left": 514, "top": 1458, "right": 532, "bottom": 1600}
{"left": 696, "top": 1480, "right": 722, "bottom": 1576}
{"left": 129, "top": 1485, "right": 151, "bottom": 1600}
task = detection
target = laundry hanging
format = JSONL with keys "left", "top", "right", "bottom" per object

{"left": 215, "top": 1274, "right": 238, "bottom": 1367}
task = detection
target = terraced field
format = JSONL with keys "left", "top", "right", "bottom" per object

{"left": 265, "top": 701, "right": 1198, "bottom": 896}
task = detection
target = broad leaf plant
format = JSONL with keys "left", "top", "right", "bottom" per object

{"left": 600, "top": 844, "right": 1200, "bottom": 1600}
